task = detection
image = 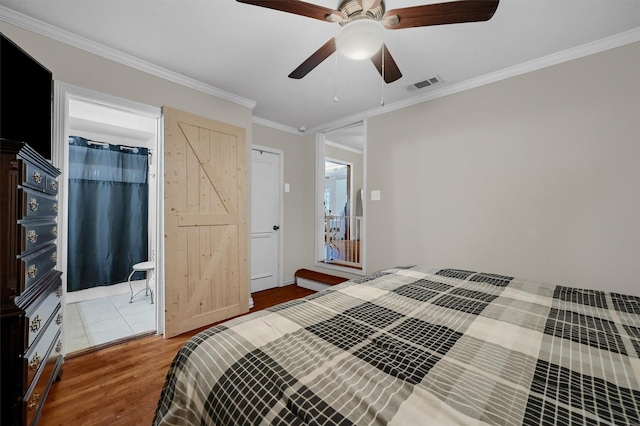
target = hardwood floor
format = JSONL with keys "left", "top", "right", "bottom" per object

{"left": 39, "top": 285, "right": 315, "bottom": 426}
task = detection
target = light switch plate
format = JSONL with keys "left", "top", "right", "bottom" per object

{"left": 371, "top": 190, "right": 381, "bottom": 201}
{"left": 284, "top": 183, "right": 290, "bottom": 193}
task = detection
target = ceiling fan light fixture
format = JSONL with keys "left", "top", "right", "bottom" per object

{"left": 335, "top": 19, "right": 385, "bottom": 60}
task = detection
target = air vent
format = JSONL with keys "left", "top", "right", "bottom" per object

{"left": 408, "top": 75, "right": 443, "bottom": 91}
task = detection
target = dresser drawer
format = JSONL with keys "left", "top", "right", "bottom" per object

{"left": 21, "top": 161, "right": 47, "bottom": 193}
{"left": 18, "top": 244, "right": 57, "bottom": 291}
{"left": 25, "top": 282, "right": 62, "bottom": 349}
{"left": 45, "top": 174, "right": 59, "bottom": 196}
{"left": 19, "top": 188, "right": 58, "bottom": 220}
{"left": 19, "top": 160, "right": 59, "bottom": 196}
{"left": 24, "top": 304, "right": 62, "bottom": 389}
{"left": 18, "top": 221, "right": 58, "bottom": 257}
{"left": 23, "top": 332, "right": 62, "bottom": 426}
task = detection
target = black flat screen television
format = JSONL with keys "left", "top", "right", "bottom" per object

{"left": 1, "top": 33, "right": 53, "bottom": 160}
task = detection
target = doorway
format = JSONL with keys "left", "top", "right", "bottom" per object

{"left": 53, "top": 83, "right": 162, "bottom": 355}
{"left": 324, "top": 158, "right": 358, "bottom": 264}
{"left": 250, "top": 146, "right": 283, "bottom": 294}
{"left": 315, "top": 122, "right": 366, "bottom": 274}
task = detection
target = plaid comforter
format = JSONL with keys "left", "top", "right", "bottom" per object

{"left": 153, "top": 266, "right": 640, "bottom": 425}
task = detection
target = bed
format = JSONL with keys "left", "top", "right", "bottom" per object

{"left": 153, "top": 266, "right": 640, "bottom": 425}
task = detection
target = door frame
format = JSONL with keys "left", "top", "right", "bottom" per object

{"left": 52, "top": 82, "right": 164, "bottom": 344}
{"left": 315, "top": 125, "right": 367, "bottom": 275}
{"left": 251, "top": 145, "right": 284, "bottom": 297}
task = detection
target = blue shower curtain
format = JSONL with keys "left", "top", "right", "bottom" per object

{"left": 67, "top": 136, "right": 149, "bottom": 292}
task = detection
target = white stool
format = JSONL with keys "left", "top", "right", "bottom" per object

{"left": 128, "top": 261, "right": 155, "bottom": 304}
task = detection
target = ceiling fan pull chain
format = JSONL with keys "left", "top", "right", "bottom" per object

{"left": 381, "top": 45, "right": 385, "bottom": 107}
{"left": 334, "top": 52, "right": 339, "bottom": 102}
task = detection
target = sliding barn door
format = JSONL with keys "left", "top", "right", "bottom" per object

{"left": 163, "top": 106, "right": 248, "bottom": 338}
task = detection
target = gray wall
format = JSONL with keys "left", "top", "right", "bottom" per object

{"left": 366, "top": 42, "right": 640, "bottom": 296}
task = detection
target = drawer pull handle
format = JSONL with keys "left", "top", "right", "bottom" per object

{"left": 29, "top": 198, "right": 39, "bottom": 211}
{"left": 56, "top": 286, "right": 63, "bottom": 298}
{"left": 52, "top": 252, "right": 57, "bottom": 262}
{"left": 28, "top": 230, "right": 38, "bottom": 243}
{"left": 56, "top": 341, "right": 62, "bottom": 353}
{"left": 51, "top": 226, "right": 58, "bottom": 237}
{"left": 52, "top": 203, "right": 58, "bottom": 212}
{"left": 50, "top": 180, "right": 58, "bottom": 190}
{"left": 33, "top": 171, "right": 42, "bottom": 184}
{"left": 29, "top": 353, "right": 41, "bottom": 371}
{"left": 28, "top": 393, "right": 40, "bottom": 411}
{"left": 30, "top": 315, "right": 41, "bottom": 332}
{"left": 56, "top": 313, "right": 63, "bottom": 325}
{"left": 28, "top": 264, "right": 37, "bottom": 279}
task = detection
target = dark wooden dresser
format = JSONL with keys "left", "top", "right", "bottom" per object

{"left": 1, "top": 139, "right": 63, "bottom": 426}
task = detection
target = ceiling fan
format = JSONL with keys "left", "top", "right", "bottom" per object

{"left": 236, "top": 0, "right": 500, "bottom": 83}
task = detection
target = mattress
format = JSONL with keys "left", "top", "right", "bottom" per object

{"left": 153, "top": 266, "right": 640, "bottom": 425}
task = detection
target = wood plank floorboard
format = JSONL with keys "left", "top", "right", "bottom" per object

{"left": 39, "top": 284, "right": 315, "bottom": 426}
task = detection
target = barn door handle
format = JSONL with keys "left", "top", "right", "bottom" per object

{"left": 273, "top": 225, "right": 280, "bottom": 231}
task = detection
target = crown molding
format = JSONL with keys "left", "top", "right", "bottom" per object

{"left": 309, "top": 27, "right": 640, "bottom": 134}
{"left": 252, "top": 116, "right": 301, "bottom": 135}
{"left": 0, "top": 6, "right": 257, "bottom": 110}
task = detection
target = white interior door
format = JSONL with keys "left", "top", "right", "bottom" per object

{"left": 251, "top": 148, "right": 281, "bottom": 293}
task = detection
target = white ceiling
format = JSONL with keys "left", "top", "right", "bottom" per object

{"left": 1, "top": 0, "right": 639, "bottom": 133}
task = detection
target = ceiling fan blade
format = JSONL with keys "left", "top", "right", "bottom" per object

{"left": 289, "top": 38, "right": 336, "bottom": 79}
{"left": 236, "top": 0, "right": 343, "bottom": 23}
{"left": 382, "top": 0, "right": 499, "bottom": 30}
{"left": 370, "top": 44, "right": 402, "bottom": 83}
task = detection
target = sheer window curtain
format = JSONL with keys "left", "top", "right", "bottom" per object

{"left": 67, "top": 136, "right": 149, "bottom": 292}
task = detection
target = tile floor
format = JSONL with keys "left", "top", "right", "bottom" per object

{"left": 65, "top": 281, "right": 155, "bottom": 353}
